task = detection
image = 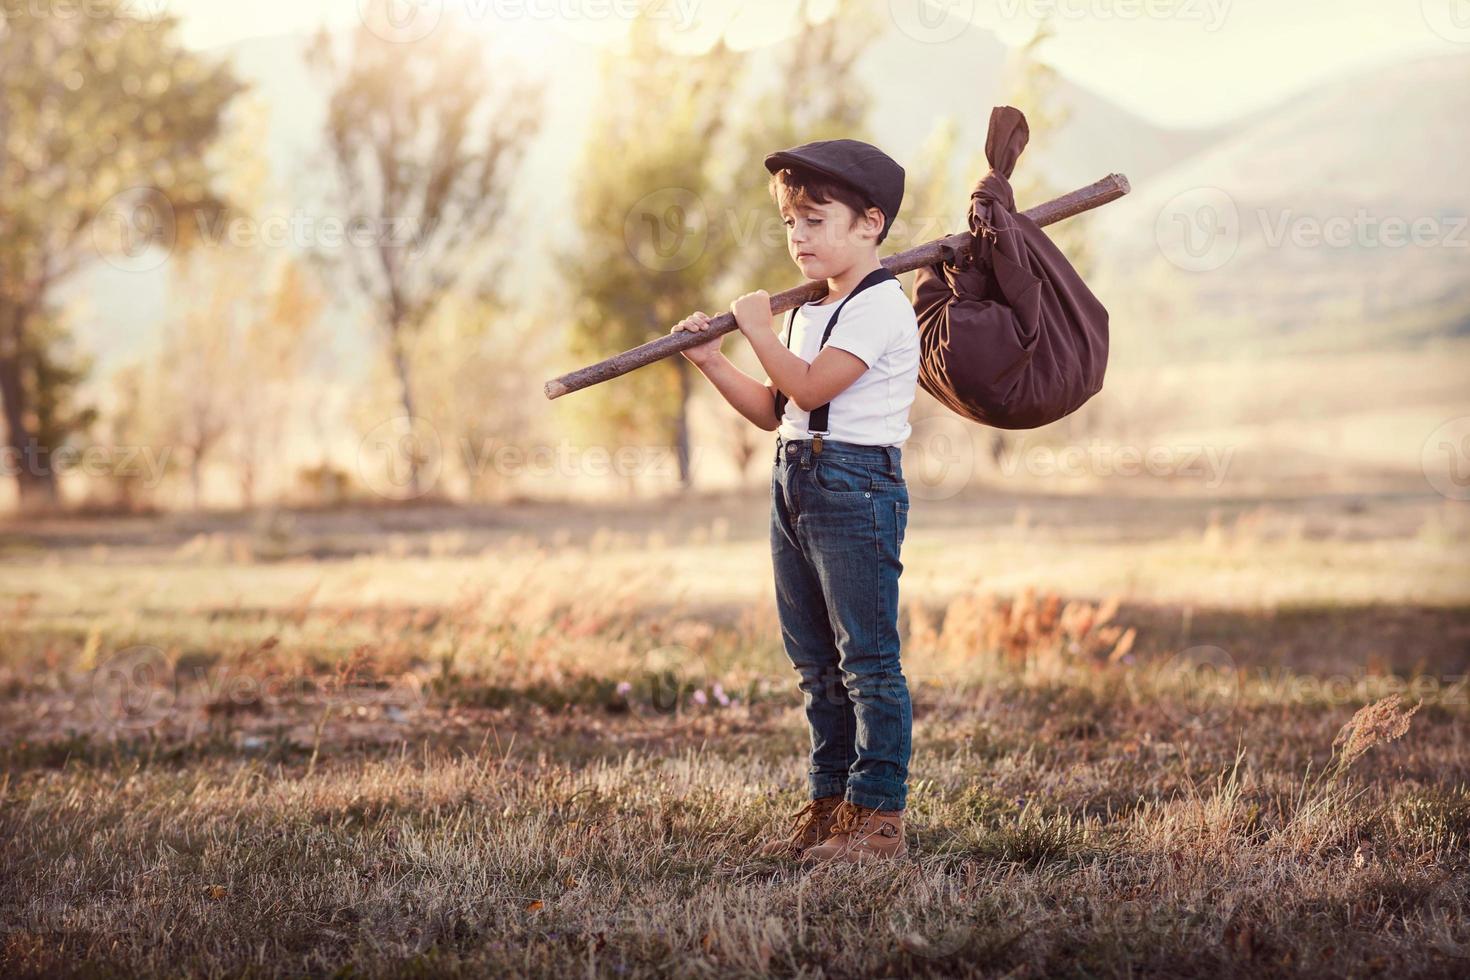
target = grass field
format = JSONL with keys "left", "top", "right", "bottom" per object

{"left": 2, "top": 490, "right": 1468, "bottom": 978}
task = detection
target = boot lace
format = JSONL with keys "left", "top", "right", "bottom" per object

{"left": 827, "top": 801, "right": 863, "bottom": 836}
{"left": 828, "top": 801, "right": 899, "bottom": 840}
{"left": 782, "top": 797, "right": 838, "bottom": 845}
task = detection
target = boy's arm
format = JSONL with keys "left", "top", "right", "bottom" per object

{"left": 746, "top": 320, "right": 869, "bottom": 413}
{"left": 741, "top": 295, "right": 887, "bottom": 412}
{"left": 790, "top": 349, "right": 869, "bottom": 411}
{"left": 692, "top": 355, "right": 780, "bottom": 431}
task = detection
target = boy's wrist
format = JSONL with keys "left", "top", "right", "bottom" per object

{"left": 738, "top": 318, "right": 769, "bottom": 347}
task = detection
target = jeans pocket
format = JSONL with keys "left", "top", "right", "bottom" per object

{"left": 811, "top": 454, "right": 875, "bottom": 495}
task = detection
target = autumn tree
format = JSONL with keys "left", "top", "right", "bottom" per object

{"left": 398, "top": 291, "right": 553, "bottom": 502}
{"left": 0, "top": 3, "right": 242, "bottom": 511}
{"left": 305, "top": 1, "right": 543, "bottom": 498}
{"left": 232, "top": 261, "right": 326, "bottom": 508}
{"left": 165, "top": 96, "right": 326, "bottom": 510}
{"left": 90, "top": 361, "right": 162, "bottom": 513}
{"left": 557, "top": 5, "right": 745, "bottom": 493}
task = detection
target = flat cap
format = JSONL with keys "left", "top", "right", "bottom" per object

{"left": 764, "top": 138, "right": 905, "bottom": 242}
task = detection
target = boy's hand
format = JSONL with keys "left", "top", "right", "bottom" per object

{"left": 730, "top": 290, "right": 772, "bottom": 336}
{"left": 671, "top": 311, "right": 722, "bottom": 367}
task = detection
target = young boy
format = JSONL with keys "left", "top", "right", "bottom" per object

{"left": 670, "top": 139, "right": 920, "bottom": 864}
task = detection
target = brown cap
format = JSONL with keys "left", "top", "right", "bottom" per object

{"left": 764, "top": 138, "right": 905, "bottom": 243}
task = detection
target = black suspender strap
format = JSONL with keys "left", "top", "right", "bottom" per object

{"left": 773, "top": 307, "right": 797, "bottom": 419}
{"left": 771, "top": 266, "right": 900, "bottom": 454}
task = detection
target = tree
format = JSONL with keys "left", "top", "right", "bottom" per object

{"left": 174, "top": 95, "right": 327, "bottom": 510}
{"left": 305, "top": 1, "right": 544, "bottom": 497}
{"left": 90, "top": 361, "right": 159, "bottom": 513}
{"left": 557, "top": 4, "right": 750, "bottom": 493}
{"left": 155, "top": 283, "right": 233, "bottom": 510}
{"left": 403, "top": 291, "right": 553, "bottom": 502}
{"left": 19, "top": 305, "right": 98, "bottom": 484}
{"left": 157, "top": 248, "right": 326, "bottom": 511}
{"left": 0, "top": 3, "right": 243, "bottom": 511}
{"left": 232, "top": 260, "right": 326, "bottom": 509}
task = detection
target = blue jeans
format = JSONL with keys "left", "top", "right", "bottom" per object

{"left": 770, "top": 434, "right": 912, "bottom": 812}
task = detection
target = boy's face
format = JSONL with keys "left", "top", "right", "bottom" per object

{"left": 780, "top": 195, "right": 883, "bottom": 279}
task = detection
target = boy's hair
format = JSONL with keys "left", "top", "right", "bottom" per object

{"left": 768, "top": 164, "right": 889, "bottom": 246}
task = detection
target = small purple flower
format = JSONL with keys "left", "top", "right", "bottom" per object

{"left": 615, "top": 680, "right": 632, "bottom": 696}
{"left": 692, "top": 688, "right": 708, "bottom": 705}
{"left": 712, "top": 682, "right": 730, "bottom": 706}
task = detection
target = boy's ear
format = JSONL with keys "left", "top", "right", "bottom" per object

{"left": 863, "top": 205, "right": 885, "bottom": 239}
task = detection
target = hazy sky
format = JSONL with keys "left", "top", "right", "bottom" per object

{"left": 169, "top": 0, "right": 1456, "bottom": 127}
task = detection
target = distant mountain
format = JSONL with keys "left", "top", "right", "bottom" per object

{"left": 1090, "top": 50, "right": 1470, "bottom": 359}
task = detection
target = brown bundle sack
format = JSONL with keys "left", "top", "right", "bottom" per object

{"left": 912, "top": 106, "right": 1110, "bottom": 429}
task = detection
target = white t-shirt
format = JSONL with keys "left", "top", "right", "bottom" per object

{"left": 773, "top": 278, "right": 920, "bottom": 448}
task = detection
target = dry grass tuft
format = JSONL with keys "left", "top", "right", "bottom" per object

{"left": 1330, "top": 694, "right": 1423, "bottom": 777}
{"left": 907, "top": 585, "right": 1136, "bottom": 679}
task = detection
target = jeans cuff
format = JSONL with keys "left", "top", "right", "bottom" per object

{"left": 846, "top": 784, "right": 905, "bottom": 812}
{"left": 809, "top": 774, "right": 848, "bottom": 799}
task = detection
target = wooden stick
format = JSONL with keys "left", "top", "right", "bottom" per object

{"left": 543, "top": 172, "right": 1130, "bottom": 400}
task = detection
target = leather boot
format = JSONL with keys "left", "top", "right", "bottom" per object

{"left": 800, "top": 799, "right": 907, "bottom": 864}
{"left": 756, "top": 794, "right": 844, "bottom": 860}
